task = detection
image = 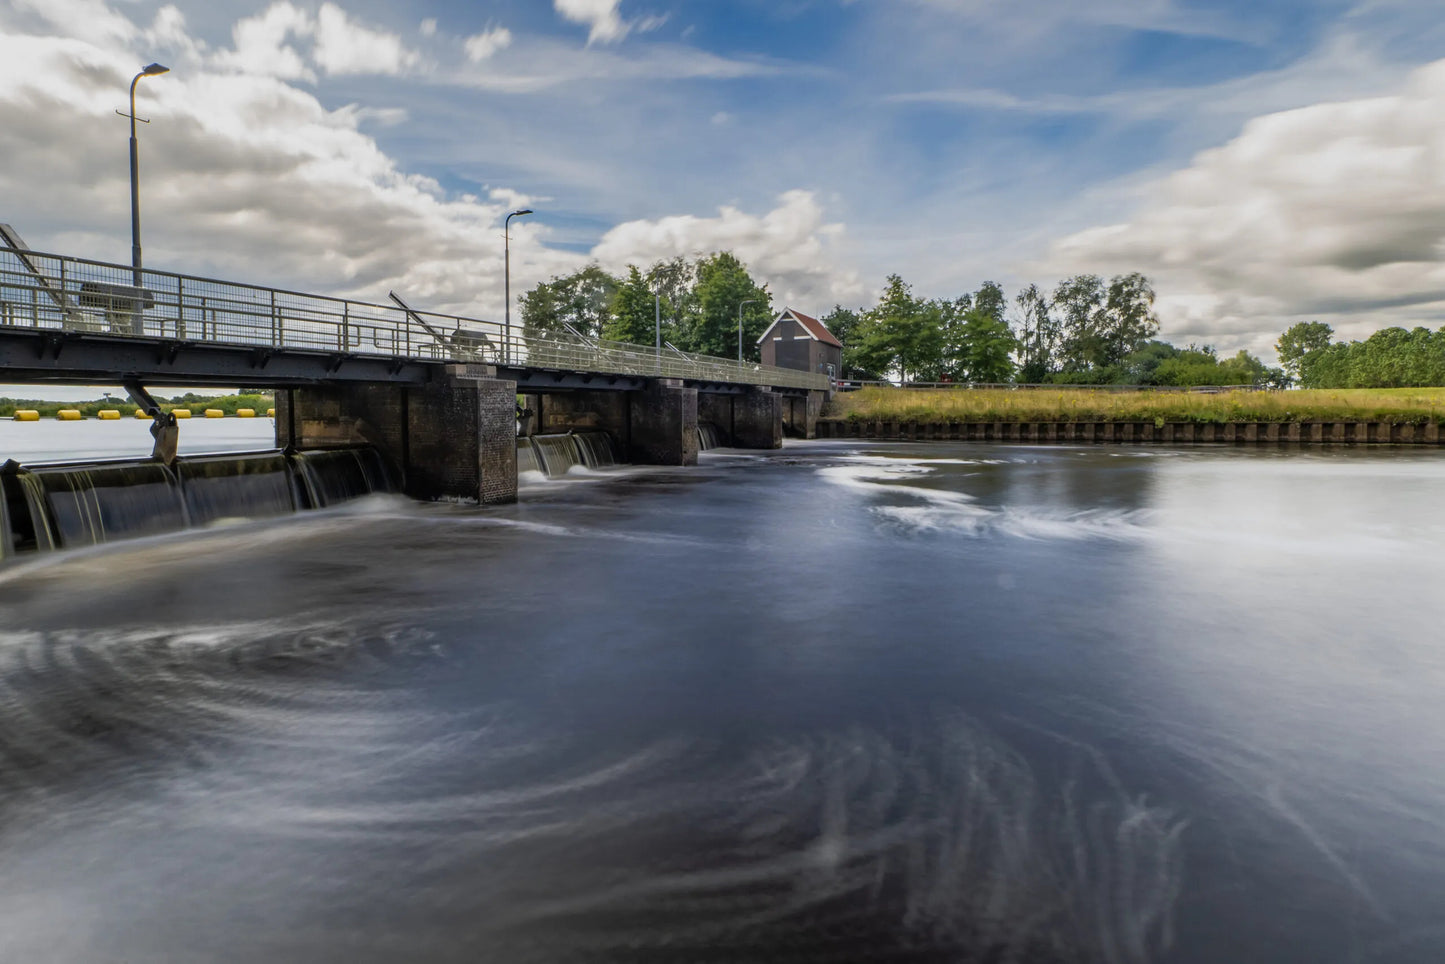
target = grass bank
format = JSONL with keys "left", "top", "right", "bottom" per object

{"left": 1, "top": 393, "right": 274, "bottom": 419}
{"left": 826, "top": 387, "right": 1445, "bottom": 424}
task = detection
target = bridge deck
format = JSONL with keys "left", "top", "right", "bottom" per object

{"left": 0, "top": 246, "right": 829, "bottom": 393}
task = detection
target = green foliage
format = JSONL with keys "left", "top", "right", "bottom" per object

{"left": 1052, "top": 273, "right": 1160, "bottom": 373}
{"left": 1292, "top": 325, "right": 1445, "bottom": 388}
{"left": 519, "top": 263, "right": 620, "bottom": 339}
{"left": 1276, "top": 321, "right": 1333, "bottom": 380}
{"left": 600, "top": 266, "right": 658, "bottom": 345}
{"left": 958, "top": 308, "right": 1017, "bottom": 383}
{"left": 853, "top": 275, "right": 942, "bottom": 383}
{"left": 1014, "top": 283, "right": 1058, "bottom": 383}
{"left": 677, "top": 252, "right": 772, "bottom": 360}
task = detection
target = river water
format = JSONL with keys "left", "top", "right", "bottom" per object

{"left": 1, "top": 431, "right": 1443, "bottom": 963}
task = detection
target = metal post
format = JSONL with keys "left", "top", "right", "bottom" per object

{"left": 504, "top": 208, "right": 532, "bottom": 367}
{"left": 125, "top": 64, "right": 168, "bottom": 290}
{"left": 655, "top": 293, "right": 661, "bottom": 374}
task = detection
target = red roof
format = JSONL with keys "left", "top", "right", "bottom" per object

{"left": 783, "top": 308, "right": 843, "bottom": 348}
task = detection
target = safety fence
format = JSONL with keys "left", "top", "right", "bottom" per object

{"left": 0, "top": 246, "right": 830, "bottom": 392}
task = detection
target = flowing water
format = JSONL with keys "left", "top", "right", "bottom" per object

{"left": 1, "top": 440, "right": 1444, "bottom": 962}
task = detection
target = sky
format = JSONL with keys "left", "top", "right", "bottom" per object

{"left": 4, "top": 0, "right": 1445, "bottom": 383}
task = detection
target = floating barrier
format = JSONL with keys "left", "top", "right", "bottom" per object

{"left": 98, "top": 410, "right": 121, "bottom": 420}
{"left": 171, "top": 409, "right": 192, "bottom": 419}
{"left": 204, "top": 409, "right": 225, "bottom": 419}
{"left": 266, "top": 408, "right": 276, "bottom": 417}
{"left": 134, "top": 409, "right": 152, "bottom": 419}
{"left": 236, "top": 408, "right": 256, "bottom": 418}
{"left": 57, "top": 410, "right": 82, "bottom": 421}
{"left": 13, "top": 411, "right": 39, "bottom": 422}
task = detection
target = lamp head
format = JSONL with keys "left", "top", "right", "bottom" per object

{"left": 141, "top": 63, "right": 170, "bottom": 76}
{"left": 511, "top": 208, "right": 533, "bottom": 218}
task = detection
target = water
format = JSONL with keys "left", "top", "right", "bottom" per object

{"left": 521, "top": 431, "right": 618, "bottom": 478}
{"left": 0, "top": 416, "right": 278, "bottom": 462}
{"left": 1, "top": 441, "right": 1444, "bottom": 962}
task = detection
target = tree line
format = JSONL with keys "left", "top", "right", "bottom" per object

{"left": 821, "top": 272, "right": 1283, "bottom": 387}
{"left": 524, "top": 251, "right": 1445, "bottom": 389}
{"left": 520, "top": 252, "right": 774, "bottom": 361}
{"left": 1277, "top": 322, "right": 1445, "bottom": 388}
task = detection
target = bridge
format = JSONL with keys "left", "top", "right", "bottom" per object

{"left": 1, "top": 239, "right": 831, "bottom": 503}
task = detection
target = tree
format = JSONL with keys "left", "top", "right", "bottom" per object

{"left": 855, "top": 275, "right": 943, "bottom": 383}
{"left": 1014, "top": 284, "right": 1057, "bottom": 382}
{"left": 600, "top": 265, "right": 657, "bottom": 345}
{"left": 959, "top": 308, "right": 1017, "bottom": 383}
{"left": 1276, "top": 321, "right": 1333, "bottom": 381}
{"left": 681, "top": 252, "right": 771, "bottom": 360}
{"left": 520, "top": 264, "right": 620, "bottom": 340}
{"left": 821, "top": 305, "right": 885, "bottom": 379}
{"left": 646, "top": 256, "right": 696, "bottom": 346}
{"left": 1053, "top": 273, "right": 1159, "bottom": 374}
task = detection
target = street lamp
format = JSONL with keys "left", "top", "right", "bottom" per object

{"left": 738, "top": 298, "right": 759, "bottom": 364}
{"left": 125, "top": 62, "right": 169, "bottom": 288}
{"left": 504, "top": 208, "right": 532, "bottom": 364}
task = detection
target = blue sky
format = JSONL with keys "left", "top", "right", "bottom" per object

{"left": 3, "top": 0, "right": 1445, "bottom": 379}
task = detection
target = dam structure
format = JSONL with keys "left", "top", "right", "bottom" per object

{"left": 0, "top": 240, "right": 831, "bottom": 506}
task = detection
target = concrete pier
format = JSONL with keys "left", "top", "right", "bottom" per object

{"left": 277, "top": 365, "right": 519, "bottom": 504}
{"left": 698, "top": 390, "right": 783, "bottom": 449}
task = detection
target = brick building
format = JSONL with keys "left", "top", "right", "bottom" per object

{"left": 757, "top": 308, "right": 842, "bottom": 381}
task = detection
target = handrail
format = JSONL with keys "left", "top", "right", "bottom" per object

{"left": 0, "top": 245, "right": 829, "bottom": 391}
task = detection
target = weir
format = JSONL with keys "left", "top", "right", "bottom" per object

{"left": 0, "top": 447, "right": 394, "bottom": 558}
{"left": 1, "top": 243, "right": 834, "bottom": 513}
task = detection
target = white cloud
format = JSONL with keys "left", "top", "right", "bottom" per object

{"left": 591, "top": 191, "right": 865, "bottom": 309}
{"left": 553, "top": 0, "right": 665, "bottom": 45}
{"left": 312, "top": 3, "right": 418, "bottom": 76}
{"left": 1049, "top": 57, "right": 1445, "bottom": 358}
{"left": 419, "top": 18, "right": 437, "bottom": 38}
{"left": 211, "top": 2, "right": 315, "bottom": 81}
{"left": 463, "top": 26, "right": 512, "bottom": 63}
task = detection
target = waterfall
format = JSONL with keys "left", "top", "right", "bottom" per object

{"left": 516, "top": 438, "right": 542, "bottom": 477}
{"left": 0, "top": 447, "right": 395, "bottom": 556}
{"left": 522, "top": 432, "right": 618, "bottom": 478}
{"left": 14, "top": 460, "right": 188, "bottom": 549}
{"left": 293, "top": 448, "right": 395, "bottom": 509}
{"left": 698, "top": 422, "right": 723, "bottom": 451}
{"left": 176, "top": 453, "right": 297, "bottom": 525}
{"left": 572, "top": 431, "right": 617, "bottom": 468}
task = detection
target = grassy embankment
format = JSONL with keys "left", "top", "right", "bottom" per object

{"left": 827, "top": 387, "right": 1445, "bottom": 425}
{"left": 0, "top": 393, "right": 274, "bottom": 418}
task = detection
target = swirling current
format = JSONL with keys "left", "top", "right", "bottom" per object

{"left": 2, "top": 438, "right": 1444, "bottom": 963}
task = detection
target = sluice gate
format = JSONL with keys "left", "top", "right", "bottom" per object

{"left": 0, "top": 447, "right": 395, "bottom": 558}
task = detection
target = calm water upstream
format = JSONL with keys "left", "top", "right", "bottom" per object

{"left": 1, "top": 434, "right": 1444, "bottom": 963}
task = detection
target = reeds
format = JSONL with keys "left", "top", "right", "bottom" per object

{"left": 829, "top": 387, "right": 1445, "bottom": 424}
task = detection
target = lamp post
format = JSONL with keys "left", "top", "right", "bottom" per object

{"left": 126, "top": 63, "right": 169, "bottom": 288}
{"left": 504, "top": 208, "right": 532, "bottom": 364}
{"left": 738, "top": 298, "right": 759, "bottom": 364}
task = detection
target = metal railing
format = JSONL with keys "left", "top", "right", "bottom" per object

{"left": 0, "top": 246, "right": 830, "bottom": 391}
{"left": 836, "top": 380, "right": 1264, "bottom": 393}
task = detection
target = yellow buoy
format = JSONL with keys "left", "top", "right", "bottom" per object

{"left": 98, "top": 409, "right": 121, "bottom": 420}
{"left": 134, "top": 408, "right": 152, "bottom": 419}
{"left": 57, "top": 409, "right": 83, "bottom": 421}
{"left": 14, "top": 410, "right": 40, "bottom": 422}
{"left": 204, "top": 408, "right": 225, "bottom": 418}
{"left": 171, "top": 408, "right": 193, "bottom": 419}
{"left": 236, "top": 408, "right": 256, "bottom": 418}
{"left": 266, "top": 407, "right": 276, "bottom": 417}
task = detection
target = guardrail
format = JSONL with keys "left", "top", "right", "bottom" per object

{"left": 0, "top": 246, "right": 830, "bottom": 392}
{"left": 836, "top": 380, "right": 1263, "bottom": 393}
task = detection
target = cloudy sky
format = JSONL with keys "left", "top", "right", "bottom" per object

{"left": 3, "top": 0, "right": 1445, "bottom": 363}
